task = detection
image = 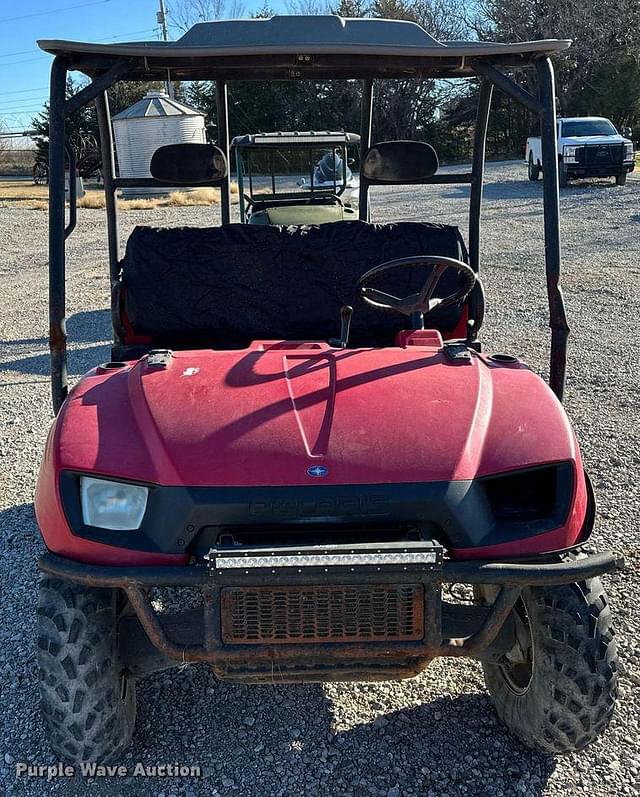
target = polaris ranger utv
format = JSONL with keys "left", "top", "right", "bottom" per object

{"left": 36, "top": 15, "right": 622, "bottom": 763}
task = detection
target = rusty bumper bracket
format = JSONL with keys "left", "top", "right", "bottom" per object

{"left": 38, "top": 550, "right": 623, "bottom": 678}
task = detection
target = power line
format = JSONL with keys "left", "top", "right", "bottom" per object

{"left": 0, "top": 56, "right": 49, "bottom": 69}
{"left": 101, "top": 26, "right": 159, "bottom": 41}
{"left": 0, "top": 86, "right": 48, "bottom": 97}
{"left": 0, "top": 114, "right": 41, "bottom": 121}
{"left": 0, "top": 27, "right": 156, "bottom": 59}
{"left": 0, "top": 110, "right": 46, "bottom": 117}
{"left": 0, "top": 23, "right": 163, "bottom": 111}
{"left": 0, "top": 108, "right": 44, "bottom": 115}
{"left": 0, "top": 48, "right": 39, "bottom": 59}
{"left": 0, "top": 98, "right": 47, "bottom": 107}
{"left": 0, "top": 0, "right": 112, "bottom": 25}
{"left": 0, "top": 27, "right": 160, "bottom": 69}
{"left": 0, "top": 102, "right": 47, "bottom": 112}
{"left": 0, "top": 97, "right": 50, "bottom": 107}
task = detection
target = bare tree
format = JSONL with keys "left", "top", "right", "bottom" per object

{"left": 286, "top": 0, "right": 331, "bottom": 13}
{"left": 0, "top": 120, "right": 9, "bottom": 152}
{"left": 472, "top": 0, "right": 640, "bottom": 114}
{"left": 170, "top": 0, "right": 248, "bottom": 33}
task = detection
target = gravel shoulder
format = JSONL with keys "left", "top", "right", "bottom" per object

{"left": 1, "top": 161, "right": 639, "bottom": 797}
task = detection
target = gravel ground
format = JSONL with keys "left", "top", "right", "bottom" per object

{"left": 1, "top": 161, "right": 639, "bottom": 797}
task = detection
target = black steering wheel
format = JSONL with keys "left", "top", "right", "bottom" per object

{"left": 357, "top": 256, "right": 477, "bottom": 322}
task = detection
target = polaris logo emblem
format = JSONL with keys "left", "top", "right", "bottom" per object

{"left": 307, "top": 465, "right": 329, "bottom": 478}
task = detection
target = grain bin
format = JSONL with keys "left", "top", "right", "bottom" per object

{"left": 112, "top": 91, "right": 206, "bottom": 197}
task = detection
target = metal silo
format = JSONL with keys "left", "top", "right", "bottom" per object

{"left": 112, "top": 91, "right": 206, "bottom": 196}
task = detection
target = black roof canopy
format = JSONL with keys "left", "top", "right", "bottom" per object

{"left": 38, "top": 15, "right": 571, "bottom": 81}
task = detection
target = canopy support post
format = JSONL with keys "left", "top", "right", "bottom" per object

{"left": 96, "top": 92, "right": 120, "bottom": 282}
{"left": 48, "top": 55, "right": 68, "bottom": 414}
{"left": 65, "top": 59, "right": 132, "bottom": 117}
{"left": 468, "top": 79, "right": 493, "bottom": 273}
{"left": 216, "top": 80, "right": 231, "bottom": 224}
{"left": 537, "top": 57, "right": 568, "bottom": 401}
{"left": 473, "top": 62, "right": 543, "bottom": 115}
{"left": 96, "top": 91, "right": 125, "bottom": 345}
{"left": 358, "top": 79, "right": 373, "bottom": 221}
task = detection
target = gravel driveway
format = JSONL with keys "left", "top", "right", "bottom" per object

{"left": 1, "top": 161, "right": 638, "bottom": 797}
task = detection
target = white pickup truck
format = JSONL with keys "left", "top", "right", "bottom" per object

{"left": 526, "top": 116, "right": 634, "bottom": 187}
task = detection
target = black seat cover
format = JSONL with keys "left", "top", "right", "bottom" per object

{"left": 119, "top": 220, "right": 471, "bottom": 348}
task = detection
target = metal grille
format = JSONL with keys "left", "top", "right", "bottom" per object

{"left": 221, "top": 584, "right": 424, "bottom": 644}
{"left": 580, "top": 143, "right": 623, "bottom": 165}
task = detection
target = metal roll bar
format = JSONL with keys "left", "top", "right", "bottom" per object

{"left": 47, "top": 49, "right": 570, "bottom": 413}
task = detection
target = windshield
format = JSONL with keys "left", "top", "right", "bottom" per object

{"left": 562, "top": 120, "right": 617, "bottom": 137}
{"left": 240, "top": 145, "right": 352, "bottom": 199}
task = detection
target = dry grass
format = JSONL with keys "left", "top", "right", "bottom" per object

{"left": 1, "top": 180, "right": 240, "bottom": 211}
{"left": 0, "top": 181, "right": 49, "bottom": 210}
{"left": 165, "top": 188, "right": 221, "bottom": 206}
{"left": 77, "top": 191, "right": 107, "bottom": 209}
{"left": 0, "top": 181, "right": 47, "bottom": 200}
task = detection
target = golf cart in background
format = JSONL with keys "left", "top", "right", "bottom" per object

{"left": 233, "top": 130, "right": 359, "bottom": 224}
{"left": 36, "top": 15, "right": 622, "bottom": 763}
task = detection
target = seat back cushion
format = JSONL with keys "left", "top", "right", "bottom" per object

{"left": 120, "top": 220, "right": 470, "bottom": 348}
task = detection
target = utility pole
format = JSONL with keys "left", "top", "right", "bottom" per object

{"left": 157, "top": 0, "right": 174, "bottom": 98}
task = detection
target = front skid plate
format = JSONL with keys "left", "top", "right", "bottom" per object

{"left": 38, "top": 551, "right": 623, "bottom": 678}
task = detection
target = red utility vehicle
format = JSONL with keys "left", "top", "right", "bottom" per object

{"left": 35, "top": 16, "right": 621, "bottom": 762}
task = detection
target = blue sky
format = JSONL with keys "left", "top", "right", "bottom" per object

{"left": 0, "top": 0, "right": 286, "bottom": 133}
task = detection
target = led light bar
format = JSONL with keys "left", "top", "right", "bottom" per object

{"left": 253, "top": 132, "right": 348, "bottom": 145}
{"left": 212, "top": 551, "right": 438, "bottom": 569}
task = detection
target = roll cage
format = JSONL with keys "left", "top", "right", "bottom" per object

{"left": 39, "top": 15, "right": 570, "bottom": 413}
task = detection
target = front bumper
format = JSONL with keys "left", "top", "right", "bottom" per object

{"left": 565, "top": 163, "right": 634, "bottom": 177}
{"left": 38, "top": 547, "right": 623, "bottom": 682}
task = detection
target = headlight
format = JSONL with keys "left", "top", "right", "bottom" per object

{"left": 563, "top": 145, "right": 578, "bottom": 163}
{"left": 624, "top": 142, "right": 634, "bottom": 161}
{"left": 80, "top": 477, "right": 148, "bottom": 530}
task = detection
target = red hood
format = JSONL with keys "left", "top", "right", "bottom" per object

{"left": 55, "top": 340, "right": 576, "bottom": 487}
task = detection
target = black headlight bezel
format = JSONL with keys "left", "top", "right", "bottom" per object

{"left": 58, "top": 462, "right": 578, "bottom": 556}
{"left": 479, "top": 462, "right": 574, "bottom": 537}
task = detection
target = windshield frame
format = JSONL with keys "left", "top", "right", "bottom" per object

{"left": 237, "top": 143, "right": 353, "bottom": 204}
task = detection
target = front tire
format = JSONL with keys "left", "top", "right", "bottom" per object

{"left": 528, "top": 153, "right": 541, "bottom": 181}
{"left": 615, "top": 172, "right": 627, "bottom": 186}
{"left": 37, "top": 577, "right": 136, "bottom": 763}
{"left": 480, "top": 579, "right": 618, "bottom": 753}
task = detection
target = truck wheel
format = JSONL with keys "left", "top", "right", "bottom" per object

{"left": 559, "top": 163, "right": 569, "bottom": 188}
{"left": 528, "top": 153, "right": 541, "bottom": 181}
{"left": 37, "top": 577, "right": 136, "bottom": 763}
{"left": 615, "top": 172, "right": 627, "bottom": 186}
{"left": 478, "top": 579, "right": 618, "bottom": 753}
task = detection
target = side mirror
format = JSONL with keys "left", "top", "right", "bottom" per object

{"left": 361, "top": 141, "right": 439, "bottom": 184}
{"left": 149, "top": 143, "right": 227, "bottom": 184}
{"left": 621, "top": 126, "right": 632, "bottom": 139}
